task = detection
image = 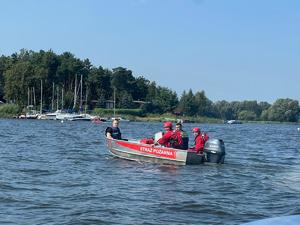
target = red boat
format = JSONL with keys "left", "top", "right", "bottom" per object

{"left": 106, "top": 138, "right": 225, "bottom": 165}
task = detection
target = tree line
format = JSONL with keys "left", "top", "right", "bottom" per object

{"left": 0, "top": 49, "right": 299, "bottom": 122}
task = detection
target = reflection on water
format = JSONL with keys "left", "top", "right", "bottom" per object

{"left": 0, "top": 119, "right": 300, "bottom": 225}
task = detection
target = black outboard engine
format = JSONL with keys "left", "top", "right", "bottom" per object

{"left": 204, "top": 139, "right": 225, "bottom": 164}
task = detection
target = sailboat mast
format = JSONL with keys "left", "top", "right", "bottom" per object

{"left": 61, "top": 87, "right": 64, "bottom": 110}
{"left": 40, "top": 80, "right": 43, "bottom": 115}
{"left": 33, "top": 87, "right": 36, "bottom": 108}
{"left": 56, "top": 86, "right": 59, "bottom": 111}
{"left": 84, "top": 89, "right": 88, "bottom": 114}
{"left": 27, "top": 87, "right": 30, "bottom": 107}
{"left": 113, "top": 87, "right": 116, "bottom": 117}
{"left": 73, "top": 75, "right": 77, "bottom": 109}
{"left": 80, "top": 75, "right": 83, "bottom": 112}
{"left": 52, "top": 82, "right": 54, "bottom": 111}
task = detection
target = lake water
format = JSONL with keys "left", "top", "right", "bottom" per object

{"left": 0, "top": 119, "right": 299, "bottom": 225}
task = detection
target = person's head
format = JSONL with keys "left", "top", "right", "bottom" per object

{"left": 192, "top": 127, "right": 200, "bottom": 136}
{"left": 175, "top": 122, "right": 182, "bottom": 131}
{"left": 112, "top": 119, "right": 119, "bottom": 128}
{"left": 163, "top": 121, "right": 173, "bottom": 131}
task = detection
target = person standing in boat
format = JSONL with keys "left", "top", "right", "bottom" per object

{"left": 106, "top": 119, "right": 122, "bottom": 139}
{"left": 175, "top": 122, "right": 189, "bottom": 150}
{"left": 190, "top": 127, "right": 209, "bottom": 153}
{"left": 156, "top": 122, "right": 182, "bottom": 148}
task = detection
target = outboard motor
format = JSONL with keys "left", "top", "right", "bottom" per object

{"left": 204, "top": 139, "right": 225, "bottom": 164}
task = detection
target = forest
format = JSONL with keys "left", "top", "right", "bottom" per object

{"left": 0, "top": 49, "right": 299, "bottom": 122}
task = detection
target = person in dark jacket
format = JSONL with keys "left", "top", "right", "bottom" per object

{"left": 106, "top": 119, "right": 122, "bottom": 139}
{"left": 175, "top": 122, "right": 189, "bottom": 150}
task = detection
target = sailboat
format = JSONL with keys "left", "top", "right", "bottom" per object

{"left": 58, "top": 74, "right": 95, "bottom": 121}
{"left": 54, "top": 75, "right": 79, "bottom": 120}
{"left": 109, "top": 88, "right": 130, "bottom": 122}
{"left": 36, "top": 75, "right": 95, "bottom": 121}
{"left": 37, "top": 80, "right": 48, "bottom": 120}
{"left": 19, "top": 86, "right": 39, "bottom": 119}
{"left": 38, "top": 82, "right": 63, "bottom": 120}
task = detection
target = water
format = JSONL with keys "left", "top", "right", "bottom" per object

{"left": 0, "top": 119, "right": 299, "bottom": 225}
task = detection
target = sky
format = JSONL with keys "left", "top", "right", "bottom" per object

{"left": 1, "top": 0, "right": 300, "bottom": 103}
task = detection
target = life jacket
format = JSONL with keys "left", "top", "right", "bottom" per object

{"left": 140, "top": 138, "right": 154, "bottom": 144}
{"left": 169, "top": 131, "right": 182, "bottom": 148}
{"left": 105, "top": 127, "right": 122, "bottom": 140}
{"left": 181, "top": 130, "right": 189, "bottom": 150}
{"left": 201, "top": 133, "right": 209, "bottom": 143}
{"left": 193, "top": 133, "right": 209, "bottom": 153}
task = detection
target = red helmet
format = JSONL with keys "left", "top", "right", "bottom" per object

{"left": 163, "top": 122, "right": 173, "bottom": 128}
{"left": 192, "top": 127, "right": 200, "bottom": 133}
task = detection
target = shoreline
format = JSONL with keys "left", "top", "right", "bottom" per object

{"left": 1, "top": 113, "right": 299, "bottom": 125}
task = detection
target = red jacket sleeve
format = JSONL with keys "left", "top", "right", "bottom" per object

{"left": 158, "top": 131, "right": 173, "bottom": 146}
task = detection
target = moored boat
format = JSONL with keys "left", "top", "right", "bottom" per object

{"left": 67, "top": 113, "right": 95, "bottom": 121}
{"left": 106, "top": 138, "right": 225, "bottom": 165}
{"left": 225, "top": 119, "right": 242, "bottom": 124}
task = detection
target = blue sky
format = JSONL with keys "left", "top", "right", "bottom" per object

{"left": 1, "top": 0, "right": 300, "bottom": 103}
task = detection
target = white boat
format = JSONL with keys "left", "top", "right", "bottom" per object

{"left": 110, "top": 117, "right": 130, "bottom": 122}
{"left": 45, "top": 111, "right": 61, "bottom": 120}
{"left": 19, "top": 111, "right": 39, "bottom": 119}
{"left": 68, "top": 113, "right": 95, "bottom": 121}
{"left": 37, "top": 110, "right": 62, "bottom": 120}
{"left": 226, "top": 120, "right": 242, "bottom": 124}
{"left": 55, "top": 112, "right": 80, "bottom": 120}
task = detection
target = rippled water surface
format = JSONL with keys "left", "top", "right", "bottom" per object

{"left": 0, "top": 119, "right": 300, "bottom": 224}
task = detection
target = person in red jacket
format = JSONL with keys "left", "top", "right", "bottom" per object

{"left": 157, "top": 122, "right": 182, "bottom": 148}
{"left": 190, "top": 127, "right": 209, "bottom": 153}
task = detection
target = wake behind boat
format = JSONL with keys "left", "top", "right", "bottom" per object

{"left": 106, "top": 138, "right": 225, "bottom": 166}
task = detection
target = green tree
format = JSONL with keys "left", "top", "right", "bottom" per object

{"left": 145, "top": 81, "right": 157, "bottom": 102}
{"left": 238, "top": 110, "right": 257, "bottom": 121}
{"left": 194, "top": 90, "right": 215, "bottom": 117}
{"left": 155, "top": 86, "right": 178, "bottom": 113}
{"left": 4, "top": 61, "right": 34, "bottom": 106}
{"left": 57, "top": 52, "right": 85, "bottom": 91}
{"left": 214, "top": 100, "right": 235, "bottom": 120}
{"left": 111, "top": 67, "right": 136, "bottom": 95}
{"left": 177, "top": 89, "right": 197, "bottom": 116}
{"left": 87, "top": 67, "right": 112, "bottom": 108}
{"left": 119, "top": 91, "right": 134, "bottom": 109}
{"left": 267, "top": 99, "right": 299, "bottom": 122}
{"left": 0, "top": 55, "right": 11, "bottom": 101}
{"left": 258, "top": 102, "right": 271, "bottom": 121}
{"left": 144, "top": 82, "right": 178, "bottom": 114}
{"left": 132, "top": 76, "right": 150, "bottom": 101}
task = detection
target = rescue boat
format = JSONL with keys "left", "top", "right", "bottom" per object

{"left": 106, "top": 138, "right": 225, "bottom": 166}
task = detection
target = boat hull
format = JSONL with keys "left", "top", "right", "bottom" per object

{"left": 106, "top": 139, "right": 205, "bottom": 165}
